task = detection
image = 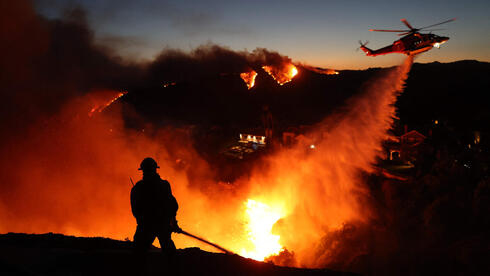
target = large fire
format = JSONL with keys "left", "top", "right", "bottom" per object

{"left": 240, "top": 199, "right": 286, "bottom": 260}
{"left": 262, "top": 63, "right": 298, "bottom": 85}
{"left": 240, "top": 70, "right": 258, "bottom": 89}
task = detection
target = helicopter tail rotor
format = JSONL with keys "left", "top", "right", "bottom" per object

{"left": 358, "top": 40, "right": 369, "bottom": 47}
{"left": 358, "top": 40, "right": 372, "bottom": 55}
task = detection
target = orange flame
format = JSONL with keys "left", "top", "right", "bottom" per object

{"left": 240, "top": 70, "right": 258, "bottom": 90}
{"left": 240, "top": 199, "right": 286, "bottom": 260}
{"left": 262, "top": 63, "right": 298, "bottom": 85}
{"left": 88, "top": 90, "right": 127, "bottom": 117}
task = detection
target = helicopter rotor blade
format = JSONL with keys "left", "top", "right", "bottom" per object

{"left": 369, "top": 29, "right": 408, "bottom": 32}
{"left": 398, "top": 32, "right": 412, "bottom": 36}
{"left": 419, "top": 18, "right": 456, "bottom": 30}
{"left": 401, "top": 19, "right": 415, "bottom": 30}
{"left": 423, "top": 28, "right": 445, "bottom": 32}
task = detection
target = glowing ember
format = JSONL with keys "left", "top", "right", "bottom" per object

{"left": 163, "top": 82, "right": 177, "bottom": 88}
{"left": 262, "top": 63, "right": 298, "bottom": 85}
{"left": 88, "top": 91, "right": 127, "bottom": 117}
{"left": 240, "top": 70, "right": 258, "bottom": 90}
{"left": 240, "top": 199, "right": 285, "bottom": 261}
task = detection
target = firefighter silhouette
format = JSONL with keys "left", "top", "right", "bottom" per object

{"left": 131, "top": 157, "right": 181, "bottom": 273}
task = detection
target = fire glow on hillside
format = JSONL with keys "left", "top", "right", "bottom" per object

{"left": 88, "top": 90, "right": 127, "bottom": 117}
{"left": 240, "top": 70, "right": 258, "bottom": 89}
{"left": 262, "top": 63, "right": 298, "bottom": 85}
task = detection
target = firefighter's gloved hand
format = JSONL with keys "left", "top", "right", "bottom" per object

{"left": 170, "top": 219, "right": 183, "bottom": 233}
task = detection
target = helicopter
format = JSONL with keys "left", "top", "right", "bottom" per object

{"left": 360, "top": 18, "right": 456, "bottom": 57}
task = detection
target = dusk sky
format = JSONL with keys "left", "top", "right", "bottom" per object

{"left": 36, "top": 0, "right": 490, "bottom": 69}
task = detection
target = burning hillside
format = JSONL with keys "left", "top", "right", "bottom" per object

{"left": 240, "top": 62, "right": 300, "bottom": 89}
{"left": 262, "top": 63, "right": 299, "bottom": 85}
{"left": 240, "top": 70, "right": 258, "bottom": 89}
{"left": 2, "top": 2, "right": 489, "bottom": 276}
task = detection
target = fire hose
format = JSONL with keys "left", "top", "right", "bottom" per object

{"left": 178, "top": 229, "right": 234, "bottom": 255}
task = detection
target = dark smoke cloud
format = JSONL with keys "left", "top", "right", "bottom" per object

{"left": 147, "top": 44, "right": 292, "bottom": 82}
{"left": 0, "top": 1, "right": 139, "bottom": 136}
{"left": 0, "top": 1, "right": 294, "bottom": 131}
{"left": 0, "top": 0, "right": 296, "bottom": 158}
{"left": 0, "top": 0, "right": 143, "bottom": 235}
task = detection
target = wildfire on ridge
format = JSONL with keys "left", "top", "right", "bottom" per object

{"left": 262, "top": 63, "right": 298, "bottom": 85}
{"left": 240, "top": 70, "right": 258, "bottom": 90}
{"left": 88, "top": 90, "right": 127, "bottom": 117}
{"left": 240, "top": 199, "right": 286, "bottom": 261}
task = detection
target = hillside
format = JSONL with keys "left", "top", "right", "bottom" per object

{"left": 0, "top": 233, "right": 357, "bottom": 276}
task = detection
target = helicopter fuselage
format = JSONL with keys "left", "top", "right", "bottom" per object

{"left": 361, "top": 32, "right": 449, "bottom": 57}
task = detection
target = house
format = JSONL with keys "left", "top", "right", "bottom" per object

{"left": 387, "top": 130, "right": 426, "bottom": 162}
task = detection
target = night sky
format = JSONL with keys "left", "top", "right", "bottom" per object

{"left": 33, "top": 0, "right": 490, "bottom": 69}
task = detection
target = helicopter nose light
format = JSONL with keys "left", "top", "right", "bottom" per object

{"left": 434, "top": 37, "right": 449, "bottom": 49}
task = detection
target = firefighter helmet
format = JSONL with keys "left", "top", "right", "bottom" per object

{"left": 138, "top": 157, "right": 160, "bottom": 171}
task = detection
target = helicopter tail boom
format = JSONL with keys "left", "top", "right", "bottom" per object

{"left": 360, "top": 45, "right": 374, "bottom": 56}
